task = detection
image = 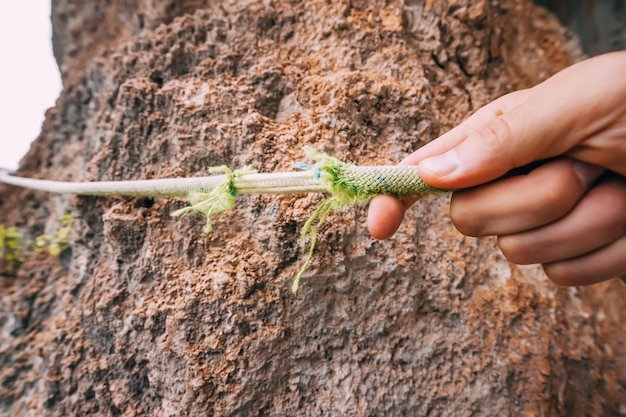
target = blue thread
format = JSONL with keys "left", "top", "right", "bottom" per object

{"left": 293, "top": 162, "right": 314, "bottom": 171}
{"left": 374, "top": 169, "right": 390, "bottom": 189}
{"left": 293, "top": 162, "right": 321, "bottom": 179}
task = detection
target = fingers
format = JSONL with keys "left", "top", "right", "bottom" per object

{"left": 367, "top": 195, "right": 419, "bottom": 240}
{"left": 366, "top": 52, "right": 626, "bottom": 249}
{"left": 450, "top": 161, "right": 625, "bottom": 286}
{"left": 417, "top": 51, "right": 626, "bottom": 189}
{"left": 497, "top": 176, "right": 626, "bottom": 265}
{"left": 543, "top": 235, "right": 626, "bottom": 286}
{"left": 367, "top": 88, "right": 535, "bottom": 239}
{"left": 400, "top": 89, "right": 533, "bottom": 166}
{"left": 450, "top": 159, "right": 605, "bottom": 237}
{"left": 416, "top": 99, "right": 565, "bottom": 188}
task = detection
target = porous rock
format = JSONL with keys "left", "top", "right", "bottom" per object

{"left": 1, "top": 1, "right": 624, "bottom": 416}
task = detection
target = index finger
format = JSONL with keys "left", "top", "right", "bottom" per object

{"left": 401, "top": 89, "right": 533, "bottom": 166}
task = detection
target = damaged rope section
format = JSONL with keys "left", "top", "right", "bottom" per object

{"left": 288, "top": 148, "right": 443, "bottom": 292}
{"left": 0, "top": 148, "right": 446, "bottom": 292}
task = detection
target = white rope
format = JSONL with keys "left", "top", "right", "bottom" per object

{"left": 0, "top": 150, "right": 447, "bottom": 293}
{"left": 0, "top": 170, "right": 330, "bottom": 197}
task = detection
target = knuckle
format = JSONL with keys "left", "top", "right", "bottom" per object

{"left": 537, "top": 187, "right": 569, "bottom": 219}
{"left": 476, "top": 116, "right": 514, "bottom": 151}
{"left": 497, "top": 235, "right": 534, "bottom": 265}
{"left": 534, "top": 168, "right": 584, "bottom": 221}
{"left": 535, "top": 158, "right": 606, "bottom": 212}
{"left": 542, "top": 263, "right": 576, "bottom": 286}
{"left": 450, "top": 194, "right": 486, "bottom": 237}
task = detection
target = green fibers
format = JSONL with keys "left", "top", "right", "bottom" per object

{"left": 174, "top": 149, "right": 444, "bottom": 292}
{"left": 172, "top": 166, "right": 255, "bottom": 232}
{"left": 292, "top": 196, "right": 343, "bottom": 293}
{"left": 291, "top": 148, "right": 443, "bottom": 292}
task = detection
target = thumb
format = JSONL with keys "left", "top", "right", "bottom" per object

{"left": 416, "top": 108, "right": 551, "bottom": 189}
{"left": 417, "top": 52, "right": 625, "bottom": 189}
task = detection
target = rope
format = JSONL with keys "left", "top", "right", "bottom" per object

{"left": 288, "top": 148, "right": 445, "bottom": 291}
{"left": 0, "top": 148, "right": 446, "bottom": 292}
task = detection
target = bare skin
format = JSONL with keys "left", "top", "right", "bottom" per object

{"left": 367, "top": 51, "right": 626, "bottom": 286}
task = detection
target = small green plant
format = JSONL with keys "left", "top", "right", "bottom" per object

{"left": 0, "top": 214, "right": 74, "bottom": 270}
{"left": 0, "top": 224, "right": 26, "bottom": 269}
{"left": 34, "top": 214, "right": 74, "bottom": 256}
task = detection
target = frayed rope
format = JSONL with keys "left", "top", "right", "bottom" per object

{"left": 290, "top": 147, "right": 381, "bottom": 292}
{"left": 172, "top": 149, "right": 444, "bottom": 292}
{"left": 171, "top": 166, "right": 255, "bottom": 232}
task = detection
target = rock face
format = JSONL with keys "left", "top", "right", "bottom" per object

{"left": 1, "top": 1, "right": 625, "bottom": 415}
{"left": 536, "top": 0, "right": 626, "bottom": 54}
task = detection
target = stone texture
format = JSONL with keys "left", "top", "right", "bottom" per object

{"left": 537, "top": 0, "right": 626, "bottom": 55}
{"left": 1, "top": 1, "right": 624, "bottom": 416}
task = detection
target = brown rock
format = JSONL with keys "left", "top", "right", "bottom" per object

{"left": 1, "top": 1, "right": 624, "bottom": 416}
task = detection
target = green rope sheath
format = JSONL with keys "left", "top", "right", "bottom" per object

{"left": 304, "top": 147, "right": 443, "bottom": 202}
{"left": 289, "top": 148, "right": 444, "bottom": 292}
{"left": 174, "top": 149, "right": 444, "bottom": 292}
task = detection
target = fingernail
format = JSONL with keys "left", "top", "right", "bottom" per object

{"left": 419, "top": 151, "right": 460, "bottom": 177}
{"left": 572, "top": 161, "right": 604, "bottom": 188}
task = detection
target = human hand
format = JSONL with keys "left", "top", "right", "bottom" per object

{"left": 367, "top": 51, "right": 626, "bottom": 286}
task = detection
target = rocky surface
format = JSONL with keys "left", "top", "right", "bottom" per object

{"left": 1, "top": 1, "right": 624, "bottom": 415}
